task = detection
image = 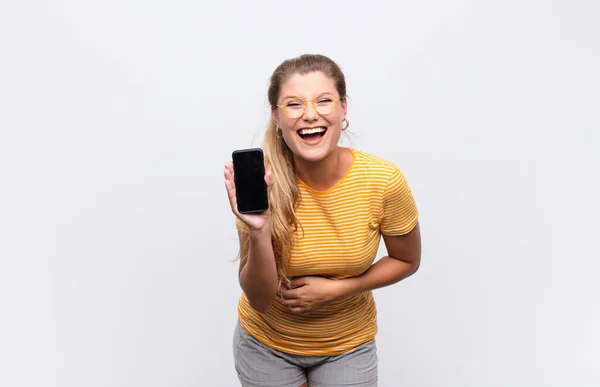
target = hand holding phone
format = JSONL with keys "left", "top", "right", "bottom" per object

{"left": 224, "top": 148, "right": 272, "bottom": 230}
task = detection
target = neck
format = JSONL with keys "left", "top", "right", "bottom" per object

{"left": 294, "top": 147, "right": 349, "bottom": 192}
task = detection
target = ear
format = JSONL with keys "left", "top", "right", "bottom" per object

{"left": 340, "top": 97, "right": 348, "bottom": 121}
{"left": 271, "top": 106, "right": 280, "bottom": 127}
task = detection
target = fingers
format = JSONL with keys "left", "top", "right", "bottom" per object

{"left": 282, "top": 297, "right": 302, "bottom": 307}
{"left": 223, "top": 163, "right": 238, "bottom": 214}
{"left": 224, "top": 170, "right": 235, "bottom": 198}
{"left": 223, "top": 162, "right": 234, "bottom": 184}
{"left": 279, "top": 288, "right": 312, "bottom": 314}
{"left": 280, "top": 288, "right": 307, "bottom": 310}
{"left": 280, "top": 288, "right": 295, "bottom": 299}
{"left": 265, "top": 170, "right": 273, "bottom": 187}
{"left": 224, "top": 162, "right": 234, "bottom": 182}
{"left": 265, "top": 169, "right": 273, "bottom": 198}
{"left": 290, "top": 277, "right": 308, "bottom": 288}
{"left": 282, "top": 297, "right": 308, "bottom": 314}
{"left": 224, "top": 179, "right": 237, "bottom": 205}
{"left": 290, "top": 306, "right": 306, "bottom": 314}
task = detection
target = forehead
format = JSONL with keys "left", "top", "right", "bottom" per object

{"left": 280, "top": 71, "right": 337, "bottom": 99}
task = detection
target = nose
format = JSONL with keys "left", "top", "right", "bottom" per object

{"left": 302, "top": 101, "right": 319, "bottom": 121}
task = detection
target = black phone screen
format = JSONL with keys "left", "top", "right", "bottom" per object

{"left": 232, "top": 148, "right": 269, "bottom": 213}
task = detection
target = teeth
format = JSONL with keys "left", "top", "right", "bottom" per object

{"left": 299, "top": 127, "right": 326, "bottom": 135}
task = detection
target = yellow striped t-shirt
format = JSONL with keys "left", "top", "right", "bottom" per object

{"left": 236, "top": 147, "right": 418, "bottom": 356}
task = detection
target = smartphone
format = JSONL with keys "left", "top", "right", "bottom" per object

{"left": 232, "top": 148, "right": 269, "bottom": 214}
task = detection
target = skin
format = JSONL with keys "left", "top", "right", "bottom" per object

{"left": 224, "top": 71, "right": 421, "bottom": 386}
{"left": 274, "top": 71, "right": 351, "bottom": 190}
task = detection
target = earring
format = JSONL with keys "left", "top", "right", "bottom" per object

{"left": 341, "top": 119, "right": 350, "bottom": 131}
{"left": 276, "top": 126, "right": 283, "bottom": 138}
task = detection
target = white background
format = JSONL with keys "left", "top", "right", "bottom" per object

{"left": 1, "top": 1, "right": 599, "bottom": 386}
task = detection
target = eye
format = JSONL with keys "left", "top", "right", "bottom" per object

{"left": 316, "top": 97, "right": 333, "bottom": 105}
{"left": 285, "top": 100, "right": 303, "bottom": 109}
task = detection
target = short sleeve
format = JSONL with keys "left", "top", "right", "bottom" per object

{"left": 379, "top": 167, "right": 419, "bottom": 236}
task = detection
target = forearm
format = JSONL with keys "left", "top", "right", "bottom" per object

{"left": 338, "top": 256, "right": 420, "bottom": 299}
{"left": 239, "top": 228, "right": 278, "bottom": 313}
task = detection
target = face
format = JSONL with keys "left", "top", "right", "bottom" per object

{"left": 272, "top": 71, "right": 347, "bottom": 163}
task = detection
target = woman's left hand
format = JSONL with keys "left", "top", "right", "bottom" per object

{"left": 279, "top": 276, "right": 346, "bottom": 314}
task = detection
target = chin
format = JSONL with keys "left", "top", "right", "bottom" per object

{"left": 290, "top": 142, "right": 337, "bottom": 163}
{"left": 283, "top": 125, "right": 342, "bottom": 163}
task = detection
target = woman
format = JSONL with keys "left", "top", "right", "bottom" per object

{"left": 223, "top": 54, "right": 421, "bottom": 387}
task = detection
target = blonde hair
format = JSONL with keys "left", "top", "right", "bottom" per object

{"left": 239, "top": 54, "right": 347, "bottom": 287}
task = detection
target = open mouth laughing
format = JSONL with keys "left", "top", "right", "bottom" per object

{"left": 297, "top": 127, "right": 327, "bottom": 143}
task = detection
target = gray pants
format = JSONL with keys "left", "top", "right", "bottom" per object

{"left": 233, "top": 321, "right": 378, "bottom": 387}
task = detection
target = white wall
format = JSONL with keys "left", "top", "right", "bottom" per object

{"left": 1, "top": 1, "right": 598, "bottom": 386}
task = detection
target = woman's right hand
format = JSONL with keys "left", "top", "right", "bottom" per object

{"left": 224, "top": 162, "right": 273, "bottom": 232}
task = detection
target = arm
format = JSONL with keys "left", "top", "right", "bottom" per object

{"left": 280, "top": 223, "right": 422, "bottom": 314}
{"left": 237, "top": 227, "right": 279, "bottom": 314}
{"left": 337, "top": 222, "right": 421, "bottom": 299}
{"left": 279, "top": 167, "right": 420, "bottom": 313}
{"left": 223, "top": 162, "right": 278, "bottom": 314}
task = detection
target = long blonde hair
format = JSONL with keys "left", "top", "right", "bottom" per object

{"left": 239, "top": 54, "right": 347, "bottom": 286}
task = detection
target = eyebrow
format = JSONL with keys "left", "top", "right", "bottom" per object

{"left": 281, "top": 92, "right": 335, "bottom": 100}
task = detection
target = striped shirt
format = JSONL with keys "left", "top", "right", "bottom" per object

{"left": 236, "top": 147, "right": 418, "bottom": 356}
